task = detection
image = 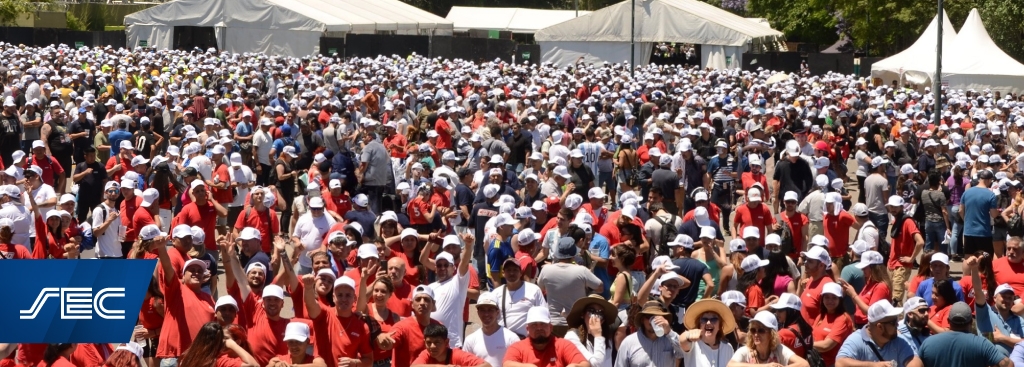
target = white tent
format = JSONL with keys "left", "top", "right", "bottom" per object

{"left": 534, "top": 0, "right": 783, "bottom": 69}
{"left": 125, "top": 0, "right": 453, "bottom": 57}
{"left": 943, "top": 9, "right": 1024, "bottom": 94}
{"left": 445, "top": 7, "right": 590, "bottom": 34}
{"left": 870, "top": 11, "right": 956, "bottom": 86}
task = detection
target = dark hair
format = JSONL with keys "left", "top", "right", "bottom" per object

{"left": 423, "top": 324, "right": 449, "bottom": 339}
{"left": 43, "top": 344, "right": 74, "bottom": 367}
{"left": 152, "top": 165, "right": 184, "bottom": 206}
{"left": 916, "top": 250, "right": 935, "bottom": 277}
{"left": 761, "top": 252, "right": 791, "bottom": 296}
{"left": 566, "top": 225, "right": 586, "bottom": 243}
{"left": 780, "top": 308, "right": 813, "bottom": 341}
{"left": 372, "top": 276, "right": 395, "bottom": 294}
{"left": 928, "top": 172, "right": 942, "bottom": 188}
{"left": 649, "top": 187, "right": 664, "bottom": 197}
{"left": 736, "top": 270, "right": 760, "bottom": 300}
{"left": 975, "top": 250, "right": 997, "bottom": 301}
{"left": 612, "top": 244, "right": 637, "bottom": 268}
{"left": 178, "top": 322, "right": 225, "bottom": 367}
{"left": 84, "top": 145, "right": 97, "bottom": 154}
{"left": 933, "top": 279, "right": 958, "bottom": 308}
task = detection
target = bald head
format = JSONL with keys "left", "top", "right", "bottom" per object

{"left": 388, "top": 257, "right": 407, "bottom": 283}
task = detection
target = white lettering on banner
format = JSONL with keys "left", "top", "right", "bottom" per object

{"left": 20, "top": 287, "right": 126, "bottom": 320}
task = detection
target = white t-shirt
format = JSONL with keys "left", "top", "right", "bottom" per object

{"left": 229, "top": 165, "right": 254, "bottom": 207}
{"left": 429, "top": 270, "right": 470, "bottom": 348}
{"left": 253, "top": 129, "right": 274, "bottom": 165}
{"left": 683, "top": 339, "right": 735, "bottom": 367}
{"left": 564, "top": 332, "right": 613, "bottom": 367}
{"left": 549, "top": 144, "right": 571, "bottom": 165}
{"left": 291, "top": 213, "right": 336, "bottom": 268}
{"left": 0, "top": 202, "right": 31, "bottom": 246}
{"left": 188, "top": 155, "right": 213, "bottom": 181}
{"left": 491, "top": 282, "right": 547, "bottom": 336}
{"left": 731, "top": 345, "right": 797, "bottom": 365}
{"left": 92, "top": 202, "right": 124, "bottom": 258}
{"left": 578, "top": 141, "right": 602, "bottom": 175}
{"left": 462, "top": 327, "right": 520, "bottom": 367}
{"left": 29, "top": 184, "right": 56, "bottom": 237}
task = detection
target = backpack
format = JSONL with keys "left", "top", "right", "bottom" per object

{"left": 787, "top": 325, "right": 826, "bottom": 367}
{"left": 652, "top": 213, "right": 678, "bottom": 257}
{"left": 775, "top": 213, "right": 794, "bottom": 257}
{"left": 78, "top": 221, "right": 96, "bottom": 251}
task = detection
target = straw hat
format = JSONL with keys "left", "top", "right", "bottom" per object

{"left": 567, "top": 294, "right": 617, "bottom": 329}
{"left": 684, "top": 299, "right": 737, "bottom": 334}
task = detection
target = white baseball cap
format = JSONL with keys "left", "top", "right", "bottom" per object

{"left": 526, "top": 306, "right": 551, "bottom": 324}
{"left": 741, "top": 255, "right": 770, "bottom": 273}
{"left": 752, "top": 311, "right": 779, "bottom": 331}
{"left": 283, "top": 322, "right": 310, "bottom": 342}
{"left": 769, "top": 293, "right": 801, "bottom": 311}
{"left": 822, "top": 282, "right": 843, "bottom": 297}
{"left": 855, "top": 251, "right": 884, "bottom": 269}
{"left": 721, "top": 290, "right": 747, "bottom": 307}
{"left": 867, "top": 300, "right": 902, "bottom": 323}
{"left": 140, "top": 188, "right": 159, "bottom": 207}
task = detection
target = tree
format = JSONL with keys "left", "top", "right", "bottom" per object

{"left": 747, "top": 0, "right": 838, "bottom": 46}
{"left": 0, "top": 0, "right": 33, "bottom": 26}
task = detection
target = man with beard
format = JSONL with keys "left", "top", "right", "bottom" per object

{"left": 918, "top": 302, "right": 1011, "bottom": 367}
{"left": 152, "top": 227, "right": 215, "bottom": 362}
{"left": 222, "top": 233, "right": 290, "bottom": 367}
{"left": 491, "top": 258, "right": 547, "bottom": 338}
{"left": 897, "top": 297, "right": 931, "bottom": 354}
{"left": 463, "top": 291, "right": 521, "bottom": 367}
{"left": 503, "top": 306, "right": 588, "bottom": 367}
{"left": 302, "top": 274, "right": 373, "bottom": 367}
{"left": 969, "top": 255, "right": 1024, "bottom": 354}
{"left": 615, "top": 301, "right": 684, "bottom": 366}
{"left": 377, "top": 285, "right": 442, "bottom": 367}
{"left": 835, "top": 300, "right": 920, "bottom": 367}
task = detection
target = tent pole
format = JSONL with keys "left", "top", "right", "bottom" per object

{"left": 631, "top": 0, "right": 635, "bottom": 77}
{"left": 933, "top": 0, "right": 943, "bottom": 127}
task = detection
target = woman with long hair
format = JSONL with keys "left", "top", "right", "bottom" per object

{"left": 960, "top": 250, "right": 996, "bottom": 308}
{"left": 810, "top": 283, "right": 852, "bottom": 367}
{"left": 907, "top": 250, "right": 936, "bottom": 297}
{"left": 682, "top": 299, "right": 737, "bottom": 367}
{"left": 729, "top": 311, "right": 809, "bottom": 367}
{"left": 609, "top": 244, "right": 638, "bottom": 310}
{"left": 41, "top": 344, "right": 76, "bottom": 367}
{"left": 177, "top": 322, "right": 257, "bottom": 367}
{"left": 770, "top": 294, "right": 813, "bottom": 360}
{"left": 719, "top": 239, "right": 749, "bottom": 297}
{"left": 0, "top": 219, "right": 31, "bottom": 259}
{"left": 356, "top": 266, "right": 400, "bottom": 367}
{"left": 946, "top": 161, "right": 970, "bottom": 260}
{"left": 565, "top": 295, "right": 617, "bottom": 367}
{"left": 927, "top": 279, "right": 960, "bottom": 334}
{"left": 150, "top": 162, "right": 183, "bottom": 232}
{"left": 841, "top": 251, "right": 892, "bottom": 328}
{"left": 738, "top": 255, "right": 773, "bottom": 316}
{"left": 762, "top": 252, "right": 795, "bottom": 297}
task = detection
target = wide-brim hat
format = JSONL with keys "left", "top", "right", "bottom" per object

{"left": 567, "top": 294, "right": 617, "bottom": 329}
{"left": 684, "top": 299, "right": 737, "bottom": 334}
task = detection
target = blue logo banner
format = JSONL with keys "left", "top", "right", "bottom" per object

{"left": 0, "top": 260, "right": 156, "bottom": 343}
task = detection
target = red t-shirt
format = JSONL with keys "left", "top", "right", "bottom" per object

{"left": 385, "top": 134, "right": 409, "bottom": 159}
{"left": 429, "top": 191, "right": 450, "bottom": 211}
{"left": 156, "top": 278, "right": 215, "bottom": 358}
{"left": 0, "top": 243, "right": 31, "bottom": 259}
{"left": 435, "top": 118, "right": 453, "bottom": 150}
{"left": 781, "top": 212, "right": 809, "bottom": 258}
{"left": 213, "top": 163, "right": 233, "bottom": 204}
{"left": 243, "top": 294, "right": 291, "bottom": 366}
{"left": 388, "top": 281, "right": 414, "bottom": 317}
{"left": 390, "top": 316, "right": 441, "bottom": 367}
{"left": 811, "top": 312, "right": 853, "bottom": 366}
{"left": 887, "top": 219, "right": 921, "bottom": 269}
{"left": 105, "top": 154, "right": 133, "bottom": 182}
{"left": 930, "top": 304, "right": 951, "bottom": 329}
{"left": 408, "top": 197, "right": 430, "bottom": 225}
{"left": 31, "top": 215, "right": 68, "bottom": 259}
{"left": 234, "top": 207, "right": 280, "bottom": 253}
{"left": 16, "top": 344, "right": 45, "bottom": 367}
{"left": 733, "top": 203, "right": 776, "bottom": 247}
{"left": 120, "top": 195, "right": 143, "bottom": 242}
{"left": 128, "top": 207, "right": 157, "bottom": 242}
{"left": 745, "top": 284, "right": 765, "bottom": 317}
{"left": 778, "top": 326, "right": 807, "bottom": 360}
{"left": 683, "top": 204, "right": 722, "bottom": 224}
{"left": 580, "top": 203, "right": 608, "bottom": 230}
{"left": 324, "top": 192, "right": 352, "bottom": 219}
{"left": 173, "top": 201, "right": 218, "bottom": 250}
{"left": 273, "top": 354, "right": 314, "bottom": 365}
{"left": 289, "top": 281, "right": 333, "bottom": 320}
{"left": 515, "top": 250, "right": 538, "bottom": 280}
{"left": 159, "top": 184, "right": 179, "bottom": 210}
{"left": 854, "top": 281, "right": 891, "bottom": 325}
{"left": 70, "top": 344, "right": 111, "bottom": 367}
{"left": 992, "top": 257, "right": 1024, "bottom": 295}
{"left": 823, "top": 211, "right": 855, "bottom": 258}
{"left": 26, "top": 155, "right": 64, "bottom": 187}
{"left": 800, "top": 277, "right": 834, "bottom": 322}
{"left": 502, "top": 338, "right": 586, "bottom": 367}
{"left": 411, "top": 348, "right": 486, "bottom": 366}
{"left": 139, "top": 295, "right": 164, "bottom": 330}
{"left": 310, "top": 309, "right": 372, "bottom": 366}
{"left": 741, "top": 172, "right": 769, "bottom": 192}
{"left": 34, "top": 356, "right": 74, "bottom": 367}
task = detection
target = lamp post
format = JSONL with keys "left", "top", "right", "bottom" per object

{"left": 933, "top": 0, "right": 943, "bottom": 127}
{"left": 631, "top": 0, "right": 635, "bottom": 76}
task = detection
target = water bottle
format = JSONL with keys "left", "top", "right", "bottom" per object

{"left": 651, "top": 318, "right": 665, "bottom": 337}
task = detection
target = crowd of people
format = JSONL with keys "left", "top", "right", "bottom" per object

{"left": 0, "top": 42, "right": 1023, "bottom": 367}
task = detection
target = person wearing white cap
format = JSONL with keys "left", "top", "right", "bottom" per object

{"left": 541, "top": 165, "right": 572, "bottom": 200}
{"left": 71, "top": 145, "right": 109, "bottom": 221}
{"left": 799, "top": 246, "right": 836, "bottom": 323}
{"left": 150, "top": 229, "right": 217, "bottom": 358}
{"left": 0, "top": 184, "right": 31, "bottom": 249}
{"left": 416, "top": 230, "right": 475, "bottom": 348}
{"left": 886, "top": 194, "right": 924, "bottom": 304}
{"left": 462, "top": 291, "right": 521, "bottom": 367}
{"left": 774, "top": 139, "right": 815, "bottom": 213}
{"left": 290, "top": 195, "right": 337, "bottom": 274}
{"left": 850, "top": 202, "right": 879, "bottom": 251}
{"left": 27, "top": 138, "right": 67, "bottom": 194}
{"left": 252, "top": 117, "right": 275, "bottom": 185}
{"left": 504, "top": 306, "right": 589, "bottom": 366}
{"left": 863, "top": 155, "right": 892, "bottom": 241}
{"left": 225, "top": 152, "right": 254, "bottom": 230}
{"left": 266, "top": 322, "right": 324, "bottom": 367}
{"left": 912, "top": 252, "right": 963, "bottom": 308}
{"left": 798, "top": 174, "right": 829, "bottom": 239}
{"left": 224, "top": 228, "right": 288, "bottom": 367}
{"left": 822, "top": 191, "right": 855, "bottom": 278}
{"left": 734, "top": 188, "right": 778, "bottom": 253}
{"left": 834, "top": 299, "right": 920, "bottom": 367}
{"left": 175, "top": 178, "right": 228, "bottom": 261}
{"left": 807, "top": 282, "right": 853, "bottom": 366}
{"left": 964, "top": 255, "right": 1022, "bottom": 354}
{"left": 646, "top": 187, "right": 686, "bottom": 255}
{"left": 298, "top": 273, "right": 372, "bottom": 366}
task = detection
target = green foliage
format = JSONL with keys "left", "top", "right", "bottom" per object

{"left": 0, "top": 0, "right": 33, "bottom": 25}
{"left": 747, "top": 0, "right": 837, "bottom": 45}
{"left": 66, "top": 10, "right": 86, "bottom": 31}
{"left": 83, "top": 3, "right": 107, "bottom": 31}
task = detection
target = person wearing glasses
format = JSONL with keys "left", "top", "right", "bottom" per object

{"left": 834, "top": 300, "right": 921, "bottom": 367}
{"left": 896, "top": 297, "right": 931, "bottom": 354}
{"left": 682, "top": 299, "right": 737, "bottom": 367}
{"left": 729, "top": 311, "right": 809, "bottom": 367}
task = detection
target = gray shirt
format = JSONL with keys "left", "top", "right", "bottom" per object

{"left": 864, "top": 173, "right": 890, "bottom": 214}
{"left": 614, "top": 331, "right": 685, "bottom": 367}
{"left": 359, "top": 139, "right": 391, "bottom": 186}
{"left": 536, "top": 263, "right": 602, "bottom": 326}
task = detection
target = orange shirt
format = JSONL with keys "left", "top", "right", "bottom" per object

{"left": 811, "top": 312, "right": 853, "bottom": 366}
{"left": 503, "top": 338, "right": 586, "bottom": 367}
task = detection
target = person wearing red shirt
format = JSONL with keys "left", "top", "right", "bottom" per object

{"left": 0, "top": 219, "right": 31, "bottom": 259}
{"left": 407, "top": 187, "right": 435, "bottom": 232}
{"left": 288, "top": 254, "right": 335, "bottom": 320}
{"left": 378, "top": 285, "right": 441, "bottom": 367}
{"left": 779, "top": 191, "right": 809, "bottom": 259}
{"left": 822, "top": 193, "right": 856, "bottom": 277}
{"left": 69, "top": 343, "right": 114, "bottom": 367}
{"left": 301, "top": 275, "right": 373, "bottom": 367}
{"left": 323, "top": 179, "right": 351, "bottom": 222}
{"left": 502, "top": 306, "right": 587, "bottom": 367}
{"left": 154, "top": 241, "right": 216, "bottom": 360}
{"left": 841, "top": 251, "right": 892, "bottom": 326}
{"left": 36, "top": 344, "right": 76, "bottom": 367}
{"left": 992, "top": 237, "right": 1024, "bottom": 295}
{"left": 434, "top": 110, "right": 454, "bottom": 151}
{"left": 811, "top": 283, "right": 853, "bottom": 367}
{"left": 580, "top": 188, "right": 609, "bottom": 230}
{"left": 129, "top": 188, "right": 161, "bottom": 246}
{"left": 732, "top": 190, "right": 777, "bottom": 251}
{"left": 384, "top": 123, "right": 408, "bottom": 160}
{"left": 27, "top": 186, "right": 74, "bottom": 259}
{"left": 885, "top": 196, "right": 923, "bottom": 303}
{"left": 120, "top": 178, "right": 143, "bottom": 258}
{"left": 25, "top": 140, "right": 65, "bottom": 191}
{"left": 741, "top": 156, "right": 770, "bottom": 193}
{"left": 105, "top": 141, "right": 134, "bottom": 183}
{"left": 386, "top": 257, "right": 415, "bottom": 317}
{"left": 232, "top": 188, "right": 280, "bottom": 253}
{"left": 344, "top": 244, "right": 379, "bottom": 289}
{"left": 266, "top": 322, "right": 325, "bottom": 367}
{"left": 173, "top": 180, "right": 227, "bottom": 255}
{"left": 636, "top": 135, "right": 653, "bottom": 165}
{"left": 799, "top": 246, "right": 835, "bottom": 323}
{"left": 209, "top": 145, "right": 233, "bottom": 232}
{"left": 682, "top": 197, "right": 722, "bottom": 224}
{"left": 412, "top": 324, "right": 488, "bottom": 367}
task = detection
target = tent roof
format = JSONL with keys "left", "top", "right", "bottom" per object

{"left": 535, "top": 0, "right": 783, "bottom": 46}
{"left": 445, "top": 6, "right": 589, "bottom": 33}
{"left": 870, "top": 11, "right": 956, "bottom": 83}
{"left": 125, "top": 0, "right": 452, "bottom": 33}
{"left": 945, "top": 9, "right": 1024, "bottom": 77}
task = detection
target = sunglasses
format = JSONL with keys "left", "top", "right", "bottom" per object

{"left": 700, "top": 317, "right": 720, "bottom": 324}
{"left": 748, "top": 327, "right": 769, "bottom": 334}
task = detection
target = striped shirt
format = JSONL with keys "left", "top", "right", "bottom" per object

{"left": 614, "top": 331, "right": 685, "bottom": 367}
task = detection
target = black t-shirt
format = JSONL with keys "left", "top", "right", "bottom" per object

{"left": 468, "top": 202, "right": 499, "bottom": 251}
{"left": 652, "top": 168, "right": 679, "bottom": 202}
{"left": 0, "top": 113, "right": 21, "bottom": 167}
{"left": 454, "top": 184, "right": 474, "bottom": 211}
{"left": 74, "top": 161, "right": 108, "bottom": 199}
{"left": 569, "top": 164, "right": 594, "bottom": 197}
{"left": 671, "top": 257, "right": 709, "bottom": 309}
{"left": 773, "top": 158, "right": 814, "bottom": 198}
{"left": 506, "top": 132, "right": 532, "bottom": 166}
{"left": 68, "top": 118, "right": 95, "bottom": 155}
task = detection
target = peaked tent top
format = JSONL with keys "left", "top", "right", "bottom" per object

{"left": 945, "top": 8, "right": 1024, "bottom": 77}
{"left": 870, "top": 10, "right": 957, "bottom": 83}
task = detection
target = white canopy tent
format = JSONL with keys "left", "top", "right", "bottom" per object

{"left": 445, "top": 7, "right": 590, "bottom": 34}
{"left": 870, "top": 11, "right": 956, "bottom": 87}
{"left": 943, "top": 9, "right": 1024, "bottom": 94}
{"left": 534, "top": 0, "right": 784, "bottom": 69}
{"left": 125, "top": 0, "right": 453, "bottom": 57}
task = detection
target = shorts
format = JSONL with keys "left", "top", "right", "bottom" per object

{"left": 964, "top": 235, "right": 994, "bottom": 255}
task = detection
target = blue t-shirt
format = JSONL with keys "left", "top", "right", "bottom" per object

{"left": 960, "top": 187, "right": 998, "bottom": 237}
{"left": 271, "top": 137, "right": 299, "bottom": 160}
{"left": 588, "top": 233, "right": 612, "bottom": 298}
{"left": 836, "top": 328, "right": 917, "bottom": 367}
{"left": 108, "top": 129, "right": 133, "bottom": 156}
{"left": 915, "top": 277, "right": 965, "bottom": 306}
{"left": 918, "top": 330, "right": 1008, "bottom": 367}
{"left": 485, "top": 237, "right": 515, "bottom": 281}
{"left": 977, "top": 302, "right": 1024, "bottom": 355}
{"left": 343, "top": 210, "right": 377, "bottom": 239}
{"left": 670, "top": 257, "right": 709, "bottom": 308}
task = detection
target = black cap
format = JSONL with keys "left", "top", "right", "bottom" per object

{"left": 183, "top": 166, "right": 199, "bottom": 177}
